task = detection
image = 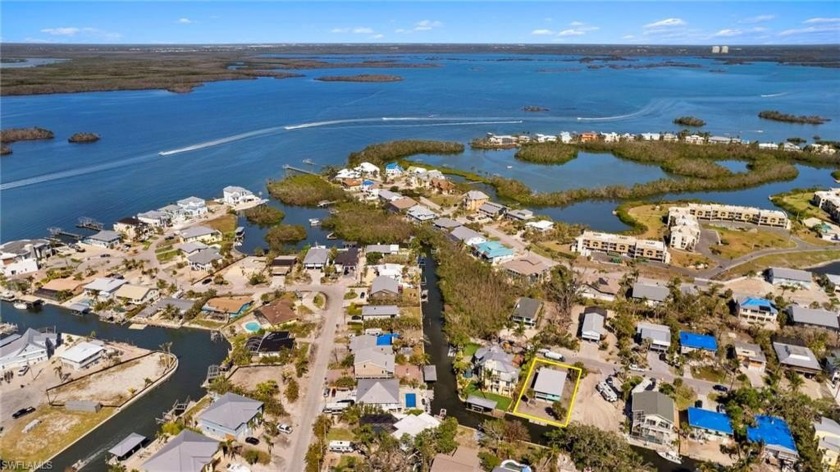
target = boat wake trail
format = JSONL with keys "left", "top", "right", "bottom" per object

{"left": 1, "top": 153, "right": 160, "bottom": 191}
{"left": 159, "top": 126, "right": 286, "bottom": 155}
{"left": 575, "top": 99, "right": 670, "bottom": 122}
{"left": 760, "top": 92, "right": 788, "bottom": 98}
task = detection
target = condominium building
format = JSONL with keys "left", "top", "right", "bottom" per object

{"left": 573, "top": 231, "right": 670, "bottom": 264}
{"left": 672, "top": 203, "right": 789, "bottom": 229}
{"left": 667, "top": 210, "right": 701, "bottom": 251}
{"left": 813, "top": 189, "right": 840, "bottom": 223}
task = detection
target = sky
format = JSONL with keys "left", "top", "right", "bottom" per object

{"left": 2, "top": 1, "right": 839, "bottom": 45}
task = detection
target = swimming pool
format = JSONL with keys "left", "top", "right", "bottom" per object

{"left": 243, "top": 321, "right": 262, "bottom": 333}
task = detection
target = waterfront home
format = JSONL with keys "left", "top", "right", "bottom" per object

{"left": 631, "top": 391, "right": 676, "bottom": 446}
{"left": 462, "top": 190, "right": 490, "bottom": 212}
{"left": 385, "top": 162, "right": 404, "bottom": 178}
{"left": 474, "top": 241, "right": 515, "bottom": 265}
{"left": 160, "top": 204, "right": 184, "bottom": 222}
{"left": 814, "top": 417, "right": 840, "bottom": 470}
{"left": 674, "top": 203, "right": 790, "bottom": 229}
{"left": 773, "top": 342, "right": 821, "bottom": 377}
{"left": 641, "top": 133, "right": 661, "bottom": 141}
{"left": 357, "top": 378, "right": 402, "bottom": 412}
{"left": 506, "top": 209, "right": 534, "bottom": 221}
{"left": 255, "top": 299, "right": 298, "bottom": 326}
{"left": 388, "top": 197, "right": 419, "bottom": 213}
{"left": 114, "top": 284, "right": 160, "bottom": 305}
{"left": 449, "top": 226, "right": 486, "bottom": 247}
{"left": 377, "top": 189, "right": 402, "bottom": 203}
{"left": 510, "top": 297, "right": 541, "bottom": 327}
{"left": 84, "top": 277, "right": 128, "bottom": 300}
{"left": 303, "top": 246, "right": 330, "bottom": 270}
{"left": 375, "top": 263, "right": 404, "bottom": 282}
{"left": 813, "top": 189, "right": 840, "bottom": 223}
{"left": 245, "top": 331, "right": 295, "bottom": 356}
{"left": 429, "top": 178, "right": 456, "bottom": 194}
{"left": 747, "top": 416, "right": 799, "bottom": 463}
{"left": 685, "top": 134, "right": 705, "bottom": 145}
{"left": 662, "top": 133, "right": 678, "bottom": 142}
{"left": 188, "top": 248, "right": 222, "bottom": 271}
{"left": 203, "top": 296, "right": 252, "bottom": 319}
{"left": 759, "top": 142, "right": 779, "bottom": 150}
{"left": 501, "top": 255, "right": 551, "bottom": 283}
{"left": 579, "top": 132, "right": 598, "bottom": 143}
{"left": 478, "top": 201, "right": 506, "bottom": 219}
{"left": 370, "top": 275, "right": 401, "bottom": 300}
{"left": 787, "top": 305, "right": 840, "bottom": 330}
{"left": 525, "top": 220, "right": 554, "bottom": 232}
{"left": 474, "top": 344, "right": 519, "bottom": 396}
{"left": 270, "top": 255, "right": 298, "bottom": 276}
{"left": 113, "top": 217, "right": 149, "bottom": 241}
{"left": 733, "top": 341, "right": 767, "bottom": 372}
{"left": 407, "top": 204, "right": 437, "bottom": 222}
{"left": 137, "top": 210, "right": 171, "bottom": 227}
{"left": 58, "top": 341, "right": 104, "bottom": 370}
{"left": 365, "top": 244, "right": 401, "bottom": 255}
{"left": 334, "top": 168, "right": 360, "bottom": 180}
{"left": 768, "top": 267, "right": 812, "bottom": 288}
{"left": 178, "top": 241, "right": 209, "bottom": 257}
{"left": 601, "top": 132, "right": 619, "bottom": 143}
{"left": 341, "top": 178, "right": 362, "bottom": 190}
{"left": 636, "top": 322, "right": 671, "bottom": 352}
{"left": 433, "top": 218, "right": 461, "bottom": 231}
{"left": 222, "top": 186, "right": 258, "bottom": 205}
{"left": 687, "top": 408, "right": 733, "bottom": 439}
{"left": 355, "top": 348, "right": 395, "bottom": 379}
{"left": 580, "top": 308, "right": 606, "bottom": 342}
{"left": 430, "top": 446, "right": 482, "bottom": 472}
{"left": 355, "top": 162, "right": 380, "bottom": 177}
{"left": 534, "top": 134, "right": 556, "bottom": 143}
{"left": 0, "top": 239, "right": 52, "bottom": 277}
{"left": 631, "top": 281, "right": 670, "bottom": 306}
{"left": 810, "top": 144, "right": 838, "bottom": 155}
{"left": 782, "top": 142, "right": 802, "bottom": 152}
{"left": 361, "top": 305, "right": 400, "bottom": 321}
{"left": 83, "top": 230, "right": 122, "bottom": 249}
{"left": 139, "top": 297, "right": 195, "bottom": 320}
{"left": 176, "top": 196, "right": 208, "bottom": 219}
{"left": 680, "top": 331, "right": 717, "bottom": 355}
{"left": 573, "top": 231, "right": 671, "bottom": 264}
{"left": 333, "top": 247, "right": 359, "bottom": 274}
{"left": 349, "top": 334, "right": 391, "bottom": 354}
{"left": 735, "top": 296, "right": 778, "bottom": 324}
{"left": 197, "top": 392, "right": 263, "bottom": 441}
{"left": 580, "top": 273, "right": 621, "bottom": 302}
{"left": 709, "top": 136, "right": 735, "bottom": 145}
{"left": 391, "top": 413, "right": 441, "bottom": 441}
{"left": 558, "top": 132, "right": 573, "bottom": 143}
{"left": 35, "top": 277, "right": 85, "bottom": 301}
{"left": 178, "top": 226, "right": 221, "bottom": 244}
{"left": 0, "top": 328, "right": 59, "bottom": 371}
{"left": 141, "top": 430, "right": 220, "bottom": 472}
{"left": 532, "top": 367, "right": 567, "bottom": 403}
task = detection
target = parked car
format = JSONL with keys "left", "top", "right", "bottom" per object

{"left": 17, "top": 366, "right": 29, "bottom": 376}
{"left": 713, "top": 384, "right": 729, "bottom": 393}
{"left": 278, "top": 424, "right": 293, "bottom": 434}
{"left": 100, "top": 254, "right": 111, "bottom": 258}
{"left": 694, "top": 399, "right": 703, "bottom": 408}
{"left": 717, "top": 404, "right": 727, "bottom": 413}
{"left": 628, "top": 364, "right": 646, "bottom": 372}
{"left": 244, "top": 437, "right": 259, "bottom": 445}
{"left": 12, "top": 406, "right": 35, "bottom": 419}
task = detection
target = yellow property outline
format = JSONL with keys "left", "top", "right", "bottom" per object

{"left": 511, "top": 357, "right": 582, "bottom": 428}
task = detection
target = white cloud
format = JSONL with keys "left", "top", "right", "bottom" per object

{"left": 739, "top": 14, "right": 775, "bottom": 24}
{"left": 644, "top": 18, "right": 686, "bottom": 29}
{"left": 804, "top": 17, "right": 840, "bottom": 24}
{"left": 557, "top": 29, "right": 585, "bottom": 37}
{"left": 177, "top": 18, "right": 193, "bottom": 25}
{"left": 414, "top": 20, "right": 443, "bottom": 31}
{"left": 622, "top": 35, "right": 636, "bottom": 40}
{"left": 371, "top": 34, "right": 384, "bottom": 39}
{"left": 331, "top": 28, "right": 349, "bottom": 33}
{"left": 41, "top": 27, "right": 81, "bottom": 36}
{"left": 394, "top": 28, "right": 407, "bottom": 34}
{"left": 352, "top": 27, "right": 374, "bottom": 34}
{"left": 779, "top": 24, "right": 840, "bottom": 36}
{"left": 39, "top": 27, "right": 121, "bottom": 40}
{"left": 569, "top": 21, "right": 585, "bottom": 27}
{"left": 714, "top": 29, "right": 743, "bottom": 37}
{"left": 554, "top": 23, "right": 599, "bottom": 37}
{"left": 531, "top": 29, "right": 554, "bottom": 36}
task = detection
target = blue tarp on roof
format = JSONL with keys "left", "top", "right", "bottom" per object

{"left": 405, "top": 393, "right": 417, "bottom": 408}
{"left": 680, "top": 331, "right": 718, "bottom": 351}
{"left": 376, "top": 334, "right": 398, "bottom": 346}
{"left": 740, "top": 297, "right": 778, "bottom": 314}
{"left": 687, "top": 408, "right": 733, "bottom": 435}
{"left": 747, "top": 415, "right": 798, "bottom": 453}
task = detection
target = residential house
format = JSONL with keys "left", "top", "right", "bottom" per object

{"left": 680, "top": 331, "right": 718, "bottom": 355}
{"left": 814, "top": 417, "right": 840, "bottom": 471}
{"left": 474, "top": 241, "right": 515, "bottom": 265}
{"left": 222, "top": 186, "right": 258, "bottom": 205}
{"left": 83, "top": 230, "right": 122, "bottom": 249}
{"left": 429, "top": 178, "right": 456, "bottom": 194}
{"left": 478, "top": 202, "right": 506, "bottom": 219}
{"left": 176, "top": 196, "right": 208, "bottom": 219}
{"left": 601, "top": 132, "right": 619, "bottom": 143}
{"left": 361, "top": 305, "right": 400, "bottom": 321}
{"left": 449, "top": 226, "right": 486, "bottom": 247}
{"left": 685, "top": 135, "right": 705, "bottom": 145}
{"left": 631, "top": 391, "right": 676, "bottom": 446}
{"left": 270, "top": 255, "right": 298, "bottom": 276}
{"left": 349, "top": 334, "right": 390, "bottom": 354}
{"left": 355, "top": 162, "right": 380, "bottom": 178}
{"left": 734, "top": 296, "right": 778, "bottom": 324}
{"left": 747, "top": 416, "right": 799, "bottom": 463}
{"left": 474, "top": 344, "right": 519, "bottom": 396}
{"left": 732, "top": 341, "right": 767, "bottom": 371}
{"left": 641, "top": 133, "right": 661, "bottom": 141}
{"left": 385, "top": 162, "right": 404, "bottom": 178}
{"left": 303, "top": 247, "right": 330, "bottom": 270}
{"left": 826, "top": 274, "right": 840, "bottom": 293}
{"left": 579, "top": 132, "right": 598, "bottom": 143}
{"left": 375, "top": 263, "right": 404, "bottom": 282}
{"left": 433, "top": 218, "right": 461, "bottom": 231}
{"left": 501, "top": 256, "right": 550, "bottom": 283}
{"left": 532, "top": 368, "right": 567, "bottom": 403}
{"left": 197, "top": 392, "right": 263, "bottom": 441}
{"left": 114, "top": 284, "right": 159, "bottom": 305}
{"left": 355, "top": 349, "right": 395, "bottom": 379}
{"left": 188, "top": 248, "right": 222, "bottom": 271}
{"left": 430, "top": 446, "right": 482, "bottom": 472}
{"left": 377, "top": 190, "right": 402, "bottom": 204}
{"left": 370, "top": 275, "right": 400, "bottom": 300}
{"left": 782, "top": 142, "right": 801, "bottom": 152}
{"left": 334, "top": 248, "right": 359, "bottom": 274}
{"left": 141, "top": 430, "right": 220, "bottom": 472}
{"left": 687, "top": 408, "right": 733, "bottom": 439}
{"left": 506, "top": 209, "right": 534, "bottom": 221}
{"left": 160, "top": 204, "right": 184, "bottom": 222}
{"left": 137, "top": 210, "right": 171, "bottom": 227}
{"left": 407, "top": 205, "right": 437, "bottom": 222}
{"left": 203, "top": 296, "right": 252, "bottom": 319}
{"left": 113, "top": 217, "right": 149, "bottom": 241}
{"left": 767, "top": 267, "right": 812, "bottom": 288}
{"left": 462, "top": 191, "right": 490, "bottom": 212}
{"left": 580, "top": 308, "right": 606, "bottom": 342}
{"left": 84, "top": 277, "right": 127, "bottom": 300}
{"left": 341, "top": 178, "right": 362, "bottom": 190}
{"left": 179, "top": 226, "right": 221, "bottom": 244}
{"left": 580, "top": 274, "right": 621, "bottom": 302}
{"left": 255, "top": 299, "right": 298, "bottom": 326}
{"left": 636, "top": 322, "right": 671, "bottom": 352}
{"left": 662, "top": 133, "right": 678, "bottom": 142}
{"left": 510, "top": 297, "right": 541, "bottom": 327}
{"left": 631, "top": 282, "right": 670, "bottom": 306}
{"left": 356, "top": 379, "right": 402, "bottom": 412}
{"left": 245, "top": 331, "right": 295, "bottom": 356}
{"left": 559, "top": 132, "right": 573, "bottom": 143}
{"left": 774, "top": 342, "right": 821, "bottom": 376}
{"left": 391, "top": 413, "right": 441, "bottom": 441}
{"left": 0, "top": 239, "right": 52, "bottom": 277}
{"left": 58, "top": 341, "right": 104, "bottom": 370}
{"left": 365, "top": 244, "right": 400, "bottom": 255}
{"left": 0, "top": 328, "right": 59, "bottom": 370}
{"left": 525, "top": 220, "right": 554, "bottom": 232}
{"left": 388, "top": 197, "right": 418, "bottom": 213}
{"left": 786, "top": 305, "right": 839, "bottom": 331}
{"left": 177, "top": 241, "right": 208, "bottom": 257}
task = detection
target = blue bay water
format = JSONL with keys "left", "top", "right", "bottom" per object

{"left": 1, "top": 54, "right": 839, "bottom": 241}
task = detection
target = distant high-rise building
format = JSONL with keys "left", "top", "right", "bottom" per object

{"left": 721, "top": 46, "right": 729, "bottom": 54}
{"left": 711, "top": 46, "right": 721, "bottom": 54}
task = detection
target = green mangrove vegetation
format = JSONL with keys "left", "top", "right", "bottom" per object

{"left": 321, "top": 202, "right": 415, "bottom": 244}
{"left": 242, "top": 204, "right": 285, "bottom": 227}
{"left": 347, "top": 140, "right": 464, "bottom": 168}
{"left": 68, "top": 132, "right": 100, "bottom": 143}
{"left": 672, "top": 116, "right": 706, "bottom": 127}
{"left": 0, "top": 127, "right": 54, "bottom": 143}
{"left": 314, "top": 74, "right": 403, "bottom": 82}
{"left": 264, "top": 225, "right": 307, "bottom": 250}
{"left": 758, "top": 110, "right": 830, "bottom": 125}
{"left": 514, "top": 142, "right": 579, "bottom": 164}
{"left": 266, "top": 174, "right": 347, "bottom": 207}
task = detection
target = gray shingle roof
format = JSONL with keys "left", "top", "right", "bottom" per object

{"left": 582, "top": 312, "right": 605, "bottom": 337}
{"left": 179, "top": 226, "right": 218, "bottom": 240}
{"left": 769, "top": 267, "right": 812, "bottom": 283}
{"left": 198, "top": 393, "right": 262, "bottom": 431}
{"left": 773, "top": 342, "right": 820, "bottom": 370}
{"left": 433, "top": 218, "right": 461, "bottom": 229}
{"left": 361, "top": 305, "right": 400, "bottom": 318}
{"left": 632, "top": 391, "right": 675, "bottom": 423}
{"left": 87, "top": 230, "right": 121, "bottom": 243}
{"left": 357, "top": 378, "right": 400, "bottom": 405}
{"left": 303, "top": 247, "right": 330, "bottom": 266}
{"left": 188, "top": 248, "right": 222, "bottom": 265}
{"left": 371, "top": 276, "right": 399, "bottom": 295}
{"left": 512, "top": 297, "right": 541, "bottom": 321}
{"left": 632, "top": 282, "right": 670, "bottom": 302}
{"left": 142, "top": 430, "right": 218, "bottom": 472}
{"left": 787, "top": 305, "right": 840, "bottom": 330}
{"left": 355, "top": 348, "right": 395, "bottom": 373}
{"left": 0, "top": 328, "right": 56, "bottom": 358}
{"left": 449, "top": 226, "right": 483, "bottom": 243}
{"left": 533, "top": 368, "right": 567, "bottom": 397}
{"left": 637, "top": 322, "right": 671, "bottom": 346}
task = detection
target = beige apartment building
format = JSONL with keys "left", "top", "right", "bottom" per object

{"left": 573, "top": 231, "right": 671, "bottom": 264}
{"left": 672, "top": 203, "right": 789, "bottom": 229}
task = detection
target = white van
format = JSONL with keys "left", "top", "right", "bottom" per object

{"left": 328, "top": 440, "right": 354, "bottom": 453}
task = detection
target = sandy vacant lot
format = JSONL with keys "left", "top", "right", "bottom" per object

{"left": 568, "top": 374, "right": 624, "bottom": 433}
{"left": 0, "top": 406, "right": 114, "bottom": 463}
{"left": 51, "top": 354, "right": 170, "bottom": 405}
{"left": 725, "top": 276, "right": 830, "bottom": 306}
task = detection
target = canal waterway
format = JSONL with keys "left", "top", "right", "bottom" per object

{"left": 0, "top": 302, "right": 229, "bottom": 472}
{"left": 419, "top": 253, "right": 696, "bottom": 472}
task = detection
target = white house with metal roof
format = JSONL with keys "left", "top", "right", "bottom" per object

{"left": 84, "top": 277, "right": 128, "bottom": 300}
{"left": 141, "top": 430, "right": 219, "bottom": 472}
{"left": 114, "top": 284, "right": 160, "bottom": 305}
{"left": 179, "top": 226, "right": 221, "bottom": 244}
{"left": 636, "top": 322, "right": 671, "bottom": 351}
{"left": 83, "top": 230, "right": 122, "bottom": 249}
{"left": 197, "top": 392, "right": 264, "bottom": 441}
{"left": 176, "top": 197, "right": 208, "bottom": 219}
{"left": 58, "top": 341, "right": 105, "bottom": 370}
{"left": 767, "top": 267, "right": 812, "bottom": 288}
{"left": 303, "top": 246, "right": 330, "bottom": 270}
{"left": 580, "top": 309, "right": 606, "bottom": 342}
{"left": 0, "top": 328, "right": 59, "bottom": 370}
{"left": 222, "top": 186, "right": 259, "bottom": 205}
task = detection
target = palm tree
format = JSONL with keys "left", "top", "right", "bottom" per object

{"left": 53, "top": 364, "right": 63, "bottom": 381}
{"left": 786, "top": 370, "right": 804, "bottom": 393}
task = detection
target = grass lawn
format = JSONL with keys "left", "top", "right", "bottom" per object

{"left": 402, "top": 306, "right": 422, "bottom": 320}
{"left": 427, "top": 194, "right": 462, "bottom": 209}
{"left": 156, "top": 249, "right": 179, "bottom": 263}
{"left": 716, "top": 249, "right": 840, "bottom": 279}
{"left": 774, "top": 191, "right": 830, "bottom": 221}
{"left": 464, "top": 384, "right": 513, "bottom": 411}
{"left": 709, "top": 226, "right": 795, "bottom": 259}
{"left": 673, "top": 384, "right": 698, "bottom": 410}
{"left": 462, "top": 343, "right": 481, "bottom": 358}
{"left": 327, "top": 428, "right": 355, "bottom": 441}
{"left": 670, "top": 250, "right": 714, "bottom": 269}
{"left": 691, "top": 365, "right": 728, "bottom": 383}
{"left": 627, "top": 204, "right": 669, "bottom": 239}
{"left": 204, "top": 214, "right": 238, "bottom": 235}
{"left": 189, "top": 318, "right": 227, "bottom": 329}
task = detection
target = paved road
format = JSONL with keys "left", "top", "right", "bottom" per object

{"left": 284, "top": 282, "right": 349, "bottom": 472}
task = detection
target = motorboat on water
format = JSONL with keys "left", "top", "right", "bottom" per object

{"left": 309, "top": 218, "right": 321, "bottom": 226}
{"left": 12, "top": 300, "right": 27, "bottom": 310}
{"left": 657, "top": 450, "right": 682, "bottom": 464}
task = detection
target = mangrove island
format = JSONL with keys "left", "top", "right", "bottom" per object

{"left": 673, "top": 116, "right": 706, "bottom": 127}
{"left": 759, "top": 110, "right": 831, "bottom": 125}
{"left": 314, "top": 74, "right": 403, "bottom": 83}
{"left": 68, "top": 132, "right": 100, "bottom": 143}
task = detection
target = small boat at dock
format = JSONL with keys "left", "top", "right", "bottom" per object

{"left": 12, "top": 300, "right": 27, "bottom": 310}
{"left": 309, "top": 218, "right": 321, "bottom": 226}
{"left": 326, "top": 232, "right": 337, "bottom": 240}
{"left": 657, "top": 450, "right": 682, "bottom": 464}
